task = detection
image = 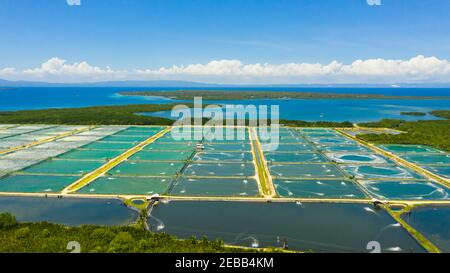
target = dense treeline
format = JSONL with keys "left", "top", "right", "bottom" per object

{"left": 0, "top": 213, "right": 267, "bottom": 253}
{"left": 0, "top": 104, "right": 354, "bottom": 128}
{"left": 358, "top": 110, "right": 450, "bottom": 152}
{"left": 280, "top": 119, "right": 353, "bottom": 128}
{"left": 400, "top": 111, "right": 426, "bottom": 116}
{"left": 120, "top": 90, "right": 449, "bottom": 100}
{"left": 0, "top": 104, "right": 177, "bottom": 125}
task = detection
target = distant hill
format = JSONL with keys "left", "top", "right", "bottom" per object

{"left": 1, "top": 78, "right": 450, "bottom": 88}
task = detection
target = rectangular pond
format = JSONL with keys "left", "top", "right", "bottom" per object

{"left": 148, "top": 201, "right": 425, "bottom": 253}
{"left": 273, "top": 179, "right": 367, "bottom": 199}
{"left": 170, "top": 177, "right": 259, "bottom": 197}
{"left": 359, "top": 180, "right": 450, "bottom": 200}
{"left": 268, "top": 163, "right": 344, "bottom": 179}
{"left": 77, "top": 176, "right": 172, "bottom": 195}
{"left": 0, "top": 196, "right": 137, "bottom": 226}
{"left": 401, "top": 206, "right": 450, "bottom": 253}
{"left": 183, "top": 162, "right": 255, "bottom": 177}
{"left": 108, "top": 161, "right": 185, "bottom": 176}
{"left": 0, "top": 174, "right": 79, "bottom": 193}
{"left": 21, "top": 159, "right": 104, "bottom": 175}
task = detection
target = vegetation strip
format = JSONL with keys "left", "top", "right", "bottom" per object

{"left": 120, "top": 90, "right": 450, "bottom": 101}
{"left": 357, "top": 110, "right": 450, "bottom": 152}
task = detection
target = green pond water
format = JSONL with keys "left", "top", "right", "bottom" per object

{"left": 264, "top": 143, "right": 315, "bottom": 152}
{"left": 259, "top": 135, "right": 298, "bottom": 142}
{"left": 0, "top": 196, "right": 137, "bottom": 226}
{"left": 81, "top": 141, "right": 136, "bottom": 150}
{"left": 269, "top": 163, "right": 344, "bottom": 179}
{"left": 109, "top": 161, "right": 185, "bottom": 176}
{"left": 339, "top": 154, "right": 381, "bottom": 162}
{"left": 184, "top": 162, "right": 254, "bottom": 177}
{"left": 359, "top": 180, "right": 450, "bottom": 200}
{"left": 78, "top": 176, "right": 172, "bottom": 195}
{"left": 274, "top": 179, "right": 366, "bottom": 199}
{"left": 58, "top": 149, "right": 123, "bottom": 160}
{"left": 300, "top": 128, "right": 335, "bottom": 133}
{"left": 22, "top": 159, "right": 104, "bottom": 175}
{"left": 112, "top": 128, "right": 163, "bottom": 136}
{"left": 402, "top": 206, "right": 450, "bottom": 253}
{"left": 193, "top": 151, "right": 253, "bottom": 162}
{"left": 0, "top": 174, "right": 78, "bottom": 193}
{"left": 170, "top": 177, "right": 259, "bottom": 197}
{"left": 264, "top": 152, "right": 328, "bottom": 163}
{"left": 341, "top": 165, "right": 422, "bottom": 179}
{"left": 144, "top": 143, "right": 195, "bottom": 151}
{"left": 402, "top": 153, "right": 450, "bottom": 165}
{"left": 326, "top": 153, "right": 389, "bottom": 164}
{"left": 152, "top": 136, "right": 199, "bottom": 143}
{"left": 100, "top": 135, "right": 149, "bottom": 142}
{"left": 309, "top": 137, "right": 353, "bottom": 145}
{"left": 422, "top": 165, "right": 450, "bottom": 179}
{"left": 130, "top": 150, "right": 192, "bottom": 161}
{"left": 202, "top": 143, "right": 251, "bottom": 152}
{"left": 380, "top": 144, "right": 442, "bottom": 154}
{"left": 304, "top": 132, "right": 341, "bottom": 138}
{"left": 148, "top": 201, "right": 425, "bottom": 253}
{"left": 319, "top": 144, "right": 371, "bottom": 153}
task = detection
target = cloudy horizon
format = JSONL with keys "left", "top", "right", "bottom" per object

{"left": 1, "top": 55, "right": 450, "bottom": 85}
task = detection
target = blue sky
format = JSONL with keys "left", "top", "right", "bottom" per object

{"left": 1, "top": 0, "right": 450, "bottom": 83}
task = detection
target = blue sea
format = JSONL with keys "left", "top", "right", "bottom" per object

{"left": 0, "top": 87, "right": 449, "bottom": 122}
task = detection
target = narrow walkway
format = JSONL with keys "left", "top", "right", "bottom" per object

{"left": 249, "top": 127, "right": 276, "bottom": 198}
{"left": 62, "top": 127, "right": 171, "bottom": 194}
{"left": 0, "top": 126, "right": 96, "bottom": 156}
{"left": 2, "top": 190, "right": 450, "bottom": 207}
{"left": 337, "top": 129, "right": 450, "bottom": 189}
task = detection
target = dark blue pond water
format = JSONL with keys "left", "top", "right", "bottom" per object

{"left": 0, "top": 196, "right": 138, "bottom": 226}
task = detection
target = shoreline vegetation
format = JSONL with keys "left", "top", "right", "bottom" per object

{"left": 0, "top": 104, "right": 352, "bottom": 127}
{"left": 119, "top": 90, "right": 450, "bottom": 100}
{"left": 400, "top": 111, "right": 427, "bottom": 116}
{"left": 0, "top": 212, "right": 278, "bottom": 253}
{"left": 357, "top": 110, "right": 450, "bottom": 152}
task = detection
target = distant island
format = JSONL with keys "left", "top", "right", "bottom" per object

{"left": 400, "top": 111, "right": 427, "bottom": 116}
{"left": 119, "top": 90, "right": 450, "bottom": 101}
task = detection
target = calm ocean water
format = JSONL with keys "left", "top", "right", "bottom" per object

{"left": 0, "top": 87, "right": 449, "bottom": 122}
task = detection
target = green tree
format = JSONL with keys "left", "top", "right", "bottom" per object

{"left": 0, "top": 212, "right": 18, "bottom": 229}
{"left": 108, "top": 232, "right": 135, "bottom": 253}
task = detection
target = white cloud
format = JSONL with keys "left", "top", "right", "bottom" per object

{"left": 1, "top": 55, "right": 450, "bottom": 84}
{"left": 67, "top": 0, "right": 81, "bottom": 6}
{"left": 16, "top": 57, "right": 127, "bottom": 82}
{"left": 367, "top": 0, "right": 381, "bottom": 6}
